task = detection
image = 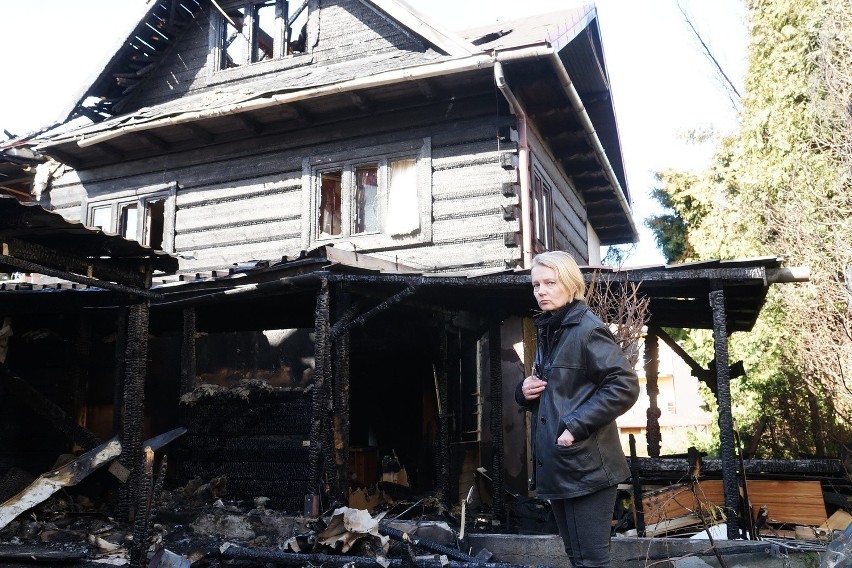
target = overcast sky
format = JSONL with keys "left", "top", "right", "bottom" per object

{"left": 0, "top": 0, "right": 748, "bottom": 266}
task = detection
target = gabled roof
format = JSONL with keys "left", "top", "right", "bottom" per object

{"left": 38, "top": 1, "right": 637, "bottom": 245}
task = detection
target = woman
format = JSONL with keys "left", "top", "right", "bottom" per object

{"left": 516, "top": 251, "right": 639, "bottom": 568}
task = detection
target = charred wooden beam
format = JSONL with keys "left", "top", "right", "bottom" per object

{"left": 644, "top": 332, "right": 661, "bottom": 458}
{"left": 333, "top": 288, "right": 352, "bottom": 501}
{"left": 130, "top": 448, "right": 154, "bottom": 568}
{"left": 329, "top": 285, "right": 417, "bottom": 341}
{"left": 119, "top": 303, "right": 150, "bottom": 522}
{"left": 628, "top": 456, "right": 844, "bottom": 476}
{"left": 0, "top": 237, "right": 152, "bottom": 290}
{"left": 0, "top": 252, "right": 158, "bottom": 300}
{"left": 710, "top": 288, "right": 740, "bottom": 540}
{"left": 42, "top": 148, "right": 82, "bottom": 169}
{"left": 309, "top": 278, "right": 331, "bottom": 506}
{"left": 0, "top": 545, "right": 87, "bottom": 563}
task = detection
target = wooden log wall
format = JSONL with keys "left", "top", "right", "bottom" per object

{"left": 46, "top": 103, "right": 523, "bottom": 274}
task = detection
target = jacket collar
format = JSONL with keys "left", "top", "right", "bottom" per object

{"left": 534, "top": 299, "right": 588, "bottom": 329}
{"left": 559, "top": 300, "right": 589, "bottom": 327}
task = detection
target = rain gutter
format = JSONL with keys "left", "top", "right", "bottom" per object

{"left": 493, "top": 61, "right": 533, "bottom": 267}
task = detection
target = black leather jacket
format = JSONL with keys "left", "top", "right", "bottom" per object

{"left": 515, "top": 300, "right": 639, "bottom": 499}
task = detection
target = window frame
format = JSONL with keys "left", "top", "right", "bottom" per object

{"left": 530, "top": 164, "right": 555, "bottom": 252}
{"left": 211, "top": 0, "right": 310, "bottom": 73}
{"left": 83, "top": 183, "right": 177, "bottom": 252}
{"left": 301, "top": 138, "right": 432, "bottom": 250}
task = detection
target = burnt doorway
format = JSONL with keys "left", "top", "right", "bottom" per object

{"left": 347, "top": 309, "right": 438, "bottom": 493}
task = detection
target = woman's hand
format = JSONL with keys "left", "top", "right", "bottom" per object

{"left": 521, "top": 375, "right": 547, "bottom": 400}
{"left": 557, "top": 429, "right": 575, "bottom": 447}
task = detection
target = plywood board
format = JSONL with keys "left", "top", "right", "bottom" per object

{"left": 640, "top": 480, "right": 828, "bottom": 527}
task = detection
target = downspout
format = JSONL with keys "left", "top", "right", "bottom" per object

{"left": 493, "top": 61, "right": 533, "bottom": 268}
{"left": 547, "top": 52, "right": 639, "bottom": 242}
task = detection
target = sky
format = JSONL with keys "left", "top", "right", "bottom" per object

{"left": 0, "top": 0, "right": 748, "bottom": 267}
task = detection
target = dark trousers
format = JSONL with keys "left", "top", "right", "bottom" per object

{"left": 550, "top": 485, "right": 618, "bottom": 568}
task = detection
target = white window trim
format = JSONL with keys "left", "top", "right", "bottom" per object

{"left": 301, "top": 138, "right": 432, "bottom": 250}
{"left": 82, "top": 182, "right": 177, "bottom": 252}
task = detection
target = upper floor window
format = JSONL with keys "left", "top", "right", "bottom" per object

{"left": 302, "top": 139, "right": 432, "bottom": 249}
{"left": 85, "top": 184, "right": 176, "bottom": 252}
{"left": 217, "top": 0, "right": 309, "bottom": 69}
{"left": 531, "top": 167, "right": 554, "bottom": 251}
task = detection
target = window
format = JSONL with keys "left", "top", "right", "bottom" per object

{"left": 217, "top": 0, "right": 309, "bottom": 69}
{"left": 85, "top": 184, "right": 176, "bottom": 252}
{"left": 304, "top": 139, "right": 431, "bottom": 249}
{"left": 531, "top": 168, "right": 554, "bottom": 251}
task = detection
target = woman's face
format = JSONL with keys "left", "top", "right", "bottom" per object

{"left": 531, "top": 265, "right": 572, "bottom": 311}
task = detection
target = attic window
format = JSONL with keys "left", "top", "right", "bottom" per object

{"left": 217, "top": 0, "right": 309, "bottom": 69}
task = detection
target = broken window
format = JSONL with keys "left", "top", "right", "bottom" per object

{"left": 303, "top": 139, "right": 432, "bottom": 248}
{"left": 85, "top": 184, "right": 176, "bottom": 252}
{"left": 315, "top": 157, "right": 417, "bottom": 240}
{"left": 531, "top": 167, "right": 554, "bottom": 251}
{"left": 320, "top": 171, "right": 342, "bottom": 236}
{"left": 354, "top": 164, "right": 378, "bottom": 234}
{"left": 217, "top": 0, "right": 309, "bottom": 69}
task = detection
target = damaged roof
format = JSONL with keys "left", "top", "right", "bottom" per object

{"left": 146, "top": 247, "right": 792, "bottom": 334}
{"left": 0, "top": 195, "right": 179, "bottom": 277}
{"left": 36, "top": 1, "right": 637, "bottom": 246}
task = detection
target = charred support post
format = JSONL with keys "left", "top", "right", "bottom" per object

{"left": 437, "top": 324, "right": 451, "bottom": 509}
{"left": 309, "top": 278, "right": 332, "bottom": 509}
{"left": 488, "top": 323, "right": 505, "bottom": 519}
{"left": 180, "top": 308, "right": 196, "bottom": 395}
{"left": 710, "top": 288, "right": 740, "bottom": 539}
{"left": 118, "top": 303, "right": 150, "bottom": 521}
{"left": 333, "top": 288, "right": 352, "bottom": 503}
{"left": 629, "top": 434, "right": 645, "bottom": 537}
{"left": 644, "top": 330, "right": 661, "bottom": 457}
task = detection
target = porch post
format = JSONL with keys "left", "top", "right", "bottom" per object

{"left": 309, "top": 278, "right": 332, "bottom": 511}
{"left": 332, "top": 286, "right": 351, "bottom": 504}
{"left": 118, "top": 302, "right": 150, "bottom": 522}
{"left": 710, "top": 288, "right": 740, "bottom": 539}
{"left": 644, "top": 330, "right": 661, "bottom": 457}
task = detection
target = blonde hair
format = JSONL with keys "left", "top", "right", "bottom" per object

{"left": 531, "top": 251, "right": 585, "bottom": 301}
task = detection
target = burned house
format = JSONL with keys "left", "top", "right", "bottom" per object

{"left": 3, "top": 1, "right": 834, "bottom": 565}
{"left": 8, "top": 0, "right": 636, "bottom": 514}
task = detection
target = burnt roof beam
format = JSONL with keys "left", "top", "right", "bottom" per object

{"left": 1, "top": 237, "right": 151, "bottom": 289}
{"left": 0, "top": 253, "right": 157, "bottom": 300}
